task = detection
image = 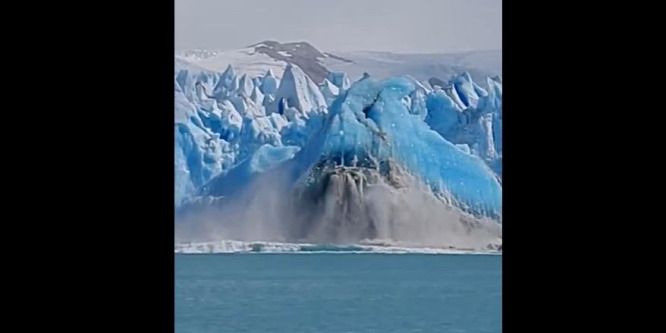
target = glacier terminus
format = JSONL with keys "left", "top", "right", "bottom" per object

{"left": 174, "top": 41, "right": 502, "bottom": 252}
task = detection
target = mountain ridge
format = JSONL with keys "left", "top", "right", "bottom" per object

{"left": 176, "top": 40, "right": 501, "bottom": 86}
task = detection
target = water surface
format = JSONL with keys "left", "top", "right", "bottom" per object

{"left": 175, "top": 254, "right": 501, "bottom": 333}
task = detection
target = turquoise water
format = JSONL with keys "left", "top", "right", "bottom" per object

{"left": 175, "top": 254, "right": 501, "bottom": 333}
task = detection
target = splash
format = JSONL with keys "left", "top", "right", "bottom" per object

{"left": 174, "top": 240, "right": 501, "bottom": 255}
{"left": 175, "top": 159, "right": 501, "bottom": 251}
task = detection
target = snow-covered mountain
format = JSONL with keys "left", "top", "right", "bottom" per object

{"left": 324, "top": 49, "right": 501, "bottom": 89}
{"left": 174, "top": 41, "right": 502, "bottom": 250}
{"left": 176, "top": 41, "right": 501, "bottom": 86}
{"left": 176, "top": 41, "right": 352, "bottom": 83}
{"left": 177, "top": 49, "right": 224, "bottom": 62}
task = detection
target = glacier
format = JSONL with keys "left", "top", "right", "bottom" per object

{"left": 174, "top": 58, "right": 502, "bottom": 249}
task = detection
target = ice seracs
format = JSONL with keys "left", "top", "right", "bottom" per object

{"left": 250, "top": 85, "right": 264, "bottom": 104}
{"left": 174, "top": 60, "right": 502, "bottom": 220}
{"left": 260, "top": 69, "right": 278, "bottom": 95}
{"left": 212, "top": 65, "right": 238, "bottom": 99}
{"left": 451, "top": 72, "right": 486, "bottom": 108}
{"left": 186, "top": 75, "right": 501, "bottom": 248}
{"left": 238, "top": 74, "right": 254, "bottom": 97}
{"left": 327, "top": 72, "right": 351, "bottom": 91}
{"left": 296, "top": 76, "right": 501, "bottom": 217}
{"left": 319, "top": 79, "right": 340, "bottom": 106}
{"left": 267, "top": 64, "right": 327, "bottom": 117}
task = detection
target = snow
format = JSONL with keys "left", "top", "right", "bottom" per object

{"left": 174, "top": 56, "right": 213, "bottom": 74}
{"left": 183, "top": 43, "right": 500, "bottom": 92}
{"left": 322, "top": 50, "right": 502, "bottom": 88}
{"left": 176, "top": 49, "right": 222, "bottom": 62}
{"left": 196, "top": 47, "right": 287, "bottom": 80}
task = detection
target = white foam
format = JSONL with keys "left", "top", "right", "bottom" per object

{"left": 174, "top": 240, "right": 501, "bottom": 255}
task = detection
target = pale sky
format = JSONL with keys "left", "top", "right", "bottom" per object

{"left": 175, "top": 0, "right": 501, "bottom": 53}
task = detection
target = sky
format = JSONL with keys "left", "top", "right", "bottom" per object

{"left": 175, "top": 0, "right": 501, "bottom": 53}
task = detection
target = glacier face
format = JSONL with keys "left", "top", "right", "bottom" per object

{"left": 263, "top": 75, "right": 501, "bottom": 219}
{"left": 174, "top": 56, "right": 502, "bottom": 247}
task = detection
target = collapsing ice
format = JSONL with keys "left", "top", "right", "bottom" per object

{"left": 176, "top": 160, "right": 501, "bottom": 250}
{"left": 178, "top": 72, "right": 501, "bottom": 249}
{"left": 290, "top": 160, "right": 501, "bottom": 250}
